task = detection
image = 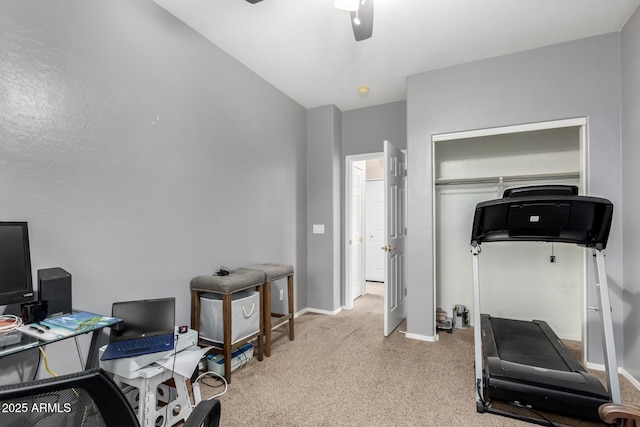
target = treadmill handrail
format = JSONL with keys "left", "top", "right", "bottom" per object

{"left": 470, "top": 186, "right": 621, "bottom": 421}
{"left": 470, "top": 194, "right": 613, "bottom": 250}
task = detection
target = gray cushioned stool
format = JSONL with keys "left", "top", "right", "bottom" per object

{"left": 239, "top": 263, "right": 294, "bottom": 357}
{"left": 190, "top": 269, "right": 264, "bottom": 382}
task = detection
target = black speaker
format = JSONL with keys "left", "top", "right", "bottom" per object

{"left": 38, "top": 267, "right": 72, "bottom": 317}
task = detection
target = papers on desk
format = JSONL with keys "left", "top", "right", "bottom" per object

{"left": 42, "top": 312, "right": 118, "bottom": 332}
{"left": 17, "top": 312, "right": 118, "bottom": 341}
{"left": 154, "top": 345, "right": 214, "bottom": 379}
{"left": 17, "top": 323, "right": 75, "bottom": 341}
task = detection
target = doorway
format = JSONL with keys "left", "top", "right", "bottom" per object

{"left": 345, "top": 153, "right": 385, "bottom": 311}
{"left": 432, "top": 118, "right": 589, "bottom": 359}
{"left": 345, "top": 143, "right": 408, "bottom": 337}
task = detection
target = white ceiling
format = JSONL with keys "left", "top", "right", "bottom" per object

{"left": 154, "top": 0, "right": 640, "bottom": 111}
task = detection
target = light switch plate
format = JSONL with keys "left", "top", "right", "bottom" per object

{"left": 313, "top": 224, "right": 325, "bottom": 234}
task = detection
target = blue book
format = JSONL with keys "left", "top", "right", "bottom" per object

{"left": 42, "top": 312, "right": 117, "bottom": 332}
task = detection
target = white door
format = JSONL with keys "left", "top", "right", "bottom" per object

{"left": 366, "top": 180, "right": 385, "bottom": 282}
{"left": 350, "top": 161, "right": 366, "bottom": 302}
{"left": 383, "top": 140, "right": 407, "bottom": 336}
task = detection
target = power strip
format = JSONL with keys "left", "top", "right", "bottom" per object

{"left": 192, "top": 382, "right": 201, "bottom": 405}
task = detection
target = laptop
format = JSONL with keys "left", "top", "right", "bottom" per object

{"left": 100, "top": 297, "right": 175, "bottom": 361}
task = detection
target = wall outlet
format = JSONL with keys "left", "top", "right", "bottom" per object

{"left": 279, "top": 289, "right": 284, "bottom": 301}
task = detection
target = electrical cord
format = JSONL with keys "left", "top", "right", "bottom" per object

{"left": 214, "top": 266, "right": 230, "bottom": 276}
{"left": 509, "top": 400, "right": 558, "bottom": 427}
{"left": 38, "top": 347, "right": 58, "bottom": 377}
{"left": 0, "top": 314, "right": 23, "bottom": 331}
{"left": 196, "top": 345, "right": 251, "bottom": 393}
{"left": 199, "top": 375, "right": 226, "bottom": 389}
{"left": 33, "top": 348, "right": 42, "bottom": 381}
{"left": 192, "top": 370, "right": 228, "bottom": 405}
{"left": 478, "top": 379, "right": 558, "bottom": 427}
{"left": 163, "top": 333, "right": 180, "bottom": 426}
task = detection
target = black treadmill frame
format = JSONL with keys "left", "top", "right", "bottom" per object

{"left": 470, "top": 185, "right": 621, "bottom": 423}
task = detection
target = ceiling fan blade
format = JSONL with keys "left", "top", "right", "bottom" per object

{"left": 350, "top": 0, "right": 374, "bottom": 41}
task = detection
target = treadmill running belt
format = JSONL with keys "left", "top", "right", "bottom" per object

{"left": 481, "top": 314, "right": 611, "bottom": 421}
{"left": 490, "top": 317, "right": 570, "bottom": 371}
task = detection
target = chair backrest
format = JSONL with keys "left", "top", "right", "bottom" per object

{"left": 0, "top": 368, "right": 140, "bottom": 427}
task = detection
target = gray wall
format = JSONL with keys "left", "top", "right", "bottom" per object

{"left": 0, "top": 0, "right": 306, "bottom": 378}
{"left": 306, "top": 106, "right": 342, "bottom": 311}
{"left": 340, "top": 101, "right": 406, "bottom": 305}
{"left": 406, "top": 34, "right": 624, "bottom": 365}
{"left": 622, "top": 7, "right": 640, "bottom": 383}
{"left": 342, "top": 101, "right": 407, "bottom": 157}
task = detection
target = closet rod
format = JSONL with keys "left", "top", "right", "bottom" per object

{"left": 435, "top": 172, "right": 580, "bottom": 187}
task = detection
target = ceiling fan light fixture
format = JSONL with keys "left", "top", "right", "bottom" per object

{"left": 334, "top": 0, "right": 360, "bottom": 12}
{"left": 353, "top": 12, "right": 361, "bottom": 25}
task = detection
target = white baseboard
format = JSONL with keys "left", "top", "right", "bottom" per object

{"left": 584, "top": 360, "right": 606, "bottom": 372}
{"left": 584, "top": 362, "right": 640, "bottom": 392}
{"left": 403, "top": 331, "right": 438, "bottom": 342}
{"left": 298, "top": 306, "right": 342, "bottom": 316}
{"left": 622, "top": 368, "right": 640, "bottom": 391}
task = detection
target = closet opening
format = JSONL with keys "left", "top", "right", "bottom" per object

{"left": 432, "top": 118, "right": 588, "bottom": 361}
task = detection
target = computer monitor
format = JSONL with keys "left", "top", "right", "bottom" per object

{"left": 0, "top": 222, "right": 35, "bottom": 306}
{"left": 109, "top": 298, "right": 175, "bottom": 341}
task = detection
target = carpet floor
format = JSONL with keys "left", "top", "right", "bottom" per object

{"left": 198, "top": 285, "right": 640, "bottom": 426}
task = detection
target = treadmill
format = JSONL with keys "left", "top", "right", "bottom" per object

{"left": 470, "top": 185, "right": 621, "bottom": 424}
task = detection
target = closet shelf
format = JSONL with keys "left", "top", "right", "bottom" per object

{"left": 435, "top": 171, "right": 580, "bottom": 187}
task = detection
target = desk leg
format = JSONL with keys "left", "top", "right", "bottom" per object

{"left": 85, "top": 330, "right": 103, "bottom": 370}
{"left": 74, "top": 336, "right": 85, "bottom": 370}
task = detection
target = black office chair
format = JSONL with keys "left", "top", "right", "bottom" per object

{"left": 600, "top": 402, "right": 640, "bottom": 427}
{"left": 0, "top": 368, "right": 220, "bottom": 427}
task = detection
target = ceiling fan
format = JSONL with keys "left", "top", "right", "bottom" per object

{"left": 244, "top": 0, "right": 374, "bottom": 42}
{"left": 335, "top": 0, "right": 374, "bottom": 41}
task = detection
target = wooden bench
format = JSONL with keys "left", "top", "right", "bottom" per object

{"left": 239, "top": 263, "right": 294, "bottom": 357}
{"left": 190, "top": 269, "right": 264, "bottom": 382}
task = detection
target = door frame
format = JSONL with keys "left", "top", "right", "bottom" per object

{"left": 431, "top": 117, "right": 589, "bottom": 358}
{"left": 345, "top": 152, "right": 383, "bottom": 310}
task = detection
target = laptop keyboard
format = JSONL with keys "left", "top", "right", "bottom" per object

{"left": 113, "top": 336, "right": 172, "bottom": 354}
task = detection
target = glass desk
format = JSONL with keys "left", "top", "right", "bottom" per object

{"left": 0, "top": 311, "right": 120, "bottom": 370}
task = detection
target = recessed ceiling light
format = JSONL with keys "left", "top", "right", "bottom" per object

{"left": 357, "top": 86, "right": 369, "bottom": 95}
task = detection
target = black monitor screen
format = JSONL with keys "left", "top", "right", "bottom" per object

{"left": 110, "top": 298, "right": 175, "bottom": 341}
{"left": 0, "top": 222, "right": 34, "bottom": 306}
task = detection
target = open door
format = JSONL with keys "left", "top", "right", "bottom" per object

{"left": 383, "top": 140, "right": 407, "bottom": 336}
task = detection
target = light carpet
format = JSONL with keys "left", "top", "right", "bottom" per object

{"left": 198, "top": 286, "right": 640, "bottom": 426}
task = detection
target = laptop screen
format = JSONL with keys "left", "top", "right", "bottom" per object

{"left": 110, "top": 297, "right": 175, "bottom": 342}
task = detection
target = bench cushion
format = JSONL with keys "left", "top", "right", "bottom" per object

{"left": 239, "top": 263, "right": 294, "bottom": 282}
{"left": 190, "top": 269, "right": 264, "bottom": 294}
